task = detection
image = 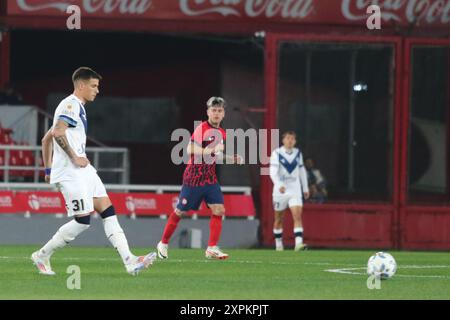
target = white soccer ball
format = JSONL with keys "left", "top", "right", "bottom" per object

{"left": 367, "top": 252, "right": 397, "bottom": 279}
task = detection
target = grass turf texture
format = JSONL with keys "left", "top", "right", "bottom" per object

{"left": 0, "top": 245, "right": 449, "bottom": 299}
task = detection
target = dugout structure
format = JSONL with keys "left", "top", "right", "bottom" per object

{"left": 0, "top": 1, "right": 449, "bottom": 250}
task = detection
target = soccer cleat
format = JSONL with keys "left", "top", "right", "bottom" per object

{"left": 275, "top": 244, "right": 284, "bottom": 251}
{"left": 205, "top": 246, "right": 229, "bottom": 260}
{"left": 126, "top": 252, "right": 157, "bottom": 276}
{"left": 31, "top": 251, "right": 56, "bottom": 276}
{"left": 157, "top": 241, "right": 168, "bottom": 259}
{"left": 295, "top": 243, "right": 308, "bottom": 252}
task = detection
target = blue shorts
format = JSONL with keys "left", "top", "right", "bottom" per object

{"left": 176, "top": 183, "right": 224, "bottom": 212}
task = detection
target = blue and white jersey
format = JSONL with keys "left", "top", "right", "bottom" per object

{"left": 50, "top": 94, "right": 95, "bottom": 183}
{"left": 270, "top": 147, "right": 309, "bottom": 197}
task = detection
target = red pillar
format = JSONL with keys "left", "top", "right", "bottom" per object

{"left": 398, "top": 39, "right": 413, "bottom": 250}
{"left": 260, "top": 33, "right": 277, "bottom": 247}
{"left": 446, "top": 48, "right": 450, "bottom": 198}
{"left": 0, "top": 31, "right": 10, "bottom": 88}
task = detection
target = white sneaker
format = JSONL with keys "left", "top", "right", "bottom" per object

{"left": 295, "top": 243, "right": 307, "bottom": 251}
{"left": 126, "top": 252, "right": 157, "bottom": 276}
{"left": 31, "top": 251, "right": 56, "bottom": 276}
{"left": 205, "top": 246, "right": 229, "bottom": 260}
{"left": 157, "top": 241, "right": 168, "bottom": 259}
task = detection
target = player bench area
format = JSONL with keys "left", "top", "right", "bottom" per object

{"left": 0, "top": 183, "right": 259, "bottom": 248}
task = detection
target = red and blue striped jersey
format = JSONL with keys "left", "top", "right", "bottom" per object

{"left": 182, "top": 121, "right": 226, "bottom": 186}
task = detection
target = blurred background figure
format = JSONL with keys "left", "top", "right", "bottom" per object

{"left": 0, "top": 83, "right": 23, "bottom": 105}
{"left": 305, "top": 157, "right": 327, "bottom": 203}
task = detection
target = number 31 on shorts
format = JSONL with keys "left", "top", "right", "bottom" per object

{"left": 72, "top": 199, "right": 85, "bottom": 212}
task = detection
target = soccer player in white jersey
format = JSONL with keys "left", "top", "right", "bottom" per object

{"left": 270, "top": 131, "right": 309, "bottom": 251}
{"left": 32, "top": 67, "right": 156, "bottom": 276}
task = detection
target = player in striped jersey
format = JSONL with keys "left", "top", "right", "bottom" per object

{"left": 157, "top": 97, "right": 243, "bottom": 260}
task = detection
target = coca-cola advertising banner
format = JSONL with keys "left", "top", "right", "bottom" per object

{"left": 6, "top": 0, "right": 450, "bottom": 27}
{"left": 0, "top": 191, "right": 255, "bottom": 217}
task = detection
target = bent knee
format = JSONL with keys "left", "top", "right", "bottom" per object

{"left": 75, "top": 214, "right": 91, "bottom": 225}
{"left": 211, "top": 205, "right": 225, "bottom": 216}
{"left": 175, "top": 209, "right": 185, "bottom": 217}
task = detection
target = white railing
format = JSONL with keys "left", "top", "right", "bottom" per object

{"left": 0, "top": 145, "right": 129, "bottom": 184}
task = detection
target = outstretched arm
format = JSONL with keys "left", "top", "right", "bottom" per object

{"left": 187, "top": 141, "right": 224, "bottom": 156}
{"left": 216, "top": 152, "right": 244, "bottom": 164}
{"left": 188, "top": 142, "right": 242, "bottom": 165}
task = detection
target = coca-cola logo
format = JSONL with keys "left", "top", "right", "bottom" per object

{"left": 16, "top": 0, "right": 152, "bottom": 15}
{"left": 342, "top": 0, "right": 450, "bottom": 24}
{"left": 180, "top": 0, "right": 314, "bottom": 19}
{"left": 12, "top": 0, "right": 449, "bottom": 25}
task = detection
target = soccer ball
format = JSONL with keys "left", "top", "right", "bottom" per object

{"left": 367, "top": 252, "right": 397, "bottom": 279}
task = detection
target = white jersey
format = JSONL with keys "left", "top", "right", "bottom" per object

{"left": 50, "top": 94, "right": 96, "bottom": 183}
{"left": 270, "top": 147, "right": 309, "bottom": 197}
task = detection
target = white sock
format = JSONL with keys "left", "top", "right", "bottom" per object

{"left": 39, "top": 220, "right": 90, "bottom": 258}
{"left": 103, "top": 215, "right": 134, "bottom": 265}
{"left": 275, "top": 238, "right": 283, "bottom": 247}
{"left": 294, "top": 227, "right": 304, "bottom": 246}
{"left": 273, "top": 228, "right": 283, "bottom": 248}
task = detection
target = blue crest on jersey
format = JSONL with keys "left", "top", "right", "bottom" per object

{"left": 278, "top": 150, "right": 301, "bottom": 174}
{"left": 79, "top": 105, "right": 88, "bottom": 133}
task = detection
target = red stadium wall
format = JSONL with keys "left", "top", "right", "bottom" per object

{"left": 260, "top": 34, "right": 450, "bottom": 251}
{"left": 2, "top": 2, "right": 450, "bottom": 251}
{"left": 397, "top": 39, "right": 450, "bottom": 251}
{"left": 0, "top": 31, "right": 9, "bottom": 87}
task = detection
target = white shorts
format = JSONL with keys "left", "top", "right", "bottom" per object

{"left": 57, "top": 170, "right": 108, "bottom": 217}
{"left": 272, "top": 194, "right": 303, "bottom": 211}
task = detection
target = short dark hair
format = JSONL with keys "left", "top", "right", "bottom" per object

{"left": 207, "top": 96, "right": 226, "bottom": 108}
{"left": 72, "top": 67, "right": 102, "bottom": 83}
{"left": 282, "top": 131, "right": 297, "bottom": 139}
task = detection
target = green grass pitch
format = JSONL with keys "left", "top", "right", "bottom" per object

{"left": 0, "top": 245, "right": 449, "bottom": 299}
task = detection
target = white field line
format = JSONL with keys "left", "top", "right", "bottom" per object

{"left": 325, "top": 266, "right": 450, "bottom": 279}
{"left": 2, "top": 255, "right": 450, "bottom": 279}
{"left": 0, "top": 255, "right": 366, "bottom": 267}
